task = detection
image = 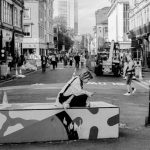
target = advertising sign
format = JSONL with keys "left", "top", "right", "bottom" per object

{"left": 2, "top": 30, "right": 12, "bottom": 42}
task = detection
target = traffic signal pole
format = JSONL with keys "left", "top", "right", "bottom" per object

{"left": 145, "top": 85, "right": 150, "bottom": 126}
{"left": 148, "top": 85, "right": 150, "bottom": 123}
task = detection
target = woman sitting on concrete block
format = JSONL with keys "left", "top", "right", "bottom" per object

{"left": 55, "top": 70, "right": 94, "bottom": 109}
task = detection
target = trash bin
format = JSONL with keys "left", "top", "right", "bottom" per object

{"left": 134, "top": 60, "right": 142, "bottom": 78}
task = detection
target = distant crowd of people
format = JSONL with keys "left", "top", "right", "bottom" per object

{"left": 41, "top": 52, "right": 87, "bottom": 72}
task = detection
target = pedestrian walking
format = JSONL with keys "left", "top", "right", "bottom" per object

{"left": 63, "top": 54, "right": 68, "bottom": 67}
{"left": 7, "top": 54, "right": 13, "bottom": 71}
{"left": 69, "top": 56, "right": 73, "bottom": 67}
{"left": 74, "top": 53, "right": 80, "bottom": 69}
{"left": 124, "top": 55, "right": 136, "bottom": 96}
{"left": 51, "top": 54, "right": 56, "bottom": 70}
{"left": 55, "top": 69, "right": 94, "bottom": 109}
{"left": 41, "top": 54, "right": 47, "bottom": 73}
{"left": 122, "top": 53, "right": 128, "bottom": 79}
{"left": 80, "top": 54, "right": 86, "bottom": 68}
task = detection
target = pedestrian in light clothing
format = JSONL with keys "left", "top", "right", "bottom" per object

{"left": 124, "top": 55, "right": 136, "bottom": 96}
{"left": 55, "top": 69, "right": 94, "bottom": 109}
{"left": 51, "top": 54, "right": 56, "bottom": 70}
{"left": 80, "top": 54, "right": 86, "bottom": 68}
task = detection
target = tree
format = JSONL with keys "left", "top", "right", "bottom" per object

{"left": 54, "top": 16, "right": 74, "bottom": 52}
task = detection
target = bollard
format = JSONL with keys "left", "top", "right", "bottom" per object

{"left": 15, "top": 64, "right": 19, "bottom": 77}
{"left": 148, "top": 85, "right": 150, "bottom": 123}
{"left": 139, "top": 66, "right": 143, "bottom": 80}
{"left": 2, "top": 90, "right": 8, "bottom": 105}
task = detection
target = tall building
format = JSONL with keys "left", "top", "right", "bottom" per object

{"left": 23, "top": 0, "right": 54, "bottom": 56}
{"left": 108, "top": 0, "right": 131, "bottom": 50}
{"left": 54, "top": 0, "right": 78, "bottom": 34}
{"left": 95, "top": 7, "right": 110, "bottom": 52}
{"left": 0, "top": 0, "right": 24, "bottom": 63}
{"left": 74, "top": 0, "right": 78, "bottom": 35}
{"left": 129, "top": 0, "right": 150, "bottom": 68}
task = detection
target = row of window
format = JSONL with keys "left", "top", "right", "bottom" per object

{"left": 24, "top": 24, "right": 53, "bottom": 41}
{"left": 123, "top": 4, "right": 129, "bottom": 37}
{"left": 130, "top": 4, "right": 150, "bottom": 30}
{"left": 2, "top": 0, "right": 22, "bottom": 28}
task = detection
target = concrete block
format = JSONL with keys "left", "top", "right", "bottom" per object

{"left": 0, "top": 101, "right": 119, "bottom": 144}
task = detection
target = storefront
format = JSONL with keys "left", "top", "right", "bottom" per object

{"left": 15, "top": 33, "right": 23, "bottom": 56}
{"left": 23, "top": 43, "right": 38, "bottom": 56}
{"left": 129, "top": 22, "right": 150, "bottom": 68}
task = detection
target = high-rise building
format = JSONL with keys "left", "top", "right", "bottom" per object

{"left": 54, "top": 0, "right": 78, "bottom": 34}
{"left": 74, "top": 0, "right": 78, "bottom": 35}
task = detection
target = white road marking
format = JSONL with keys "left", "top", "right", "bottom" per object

{"left": 87, "top": 82, "right": 125, "bottom": 86}
{"left": 46, "top": 97, "right": 56, "bottom": 101}
{"left": 133, "top": 80, "right": 149, "bottom": 90}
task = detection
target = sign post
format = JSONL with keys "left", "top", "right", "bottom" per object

{"left": 145, "top": 85, "right": 150, "bottom": 126}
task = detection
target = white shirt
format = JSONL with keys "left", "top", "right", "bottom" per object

{"left": 55, "top": 76, "right": 92, "bottom": 106}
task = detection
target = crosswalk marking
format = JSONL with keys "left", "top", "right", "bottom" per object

{"left": 133, "top": 80, "right": 149, "bottom": 90}
{"left": 87, "top": 82, "right": 125, "bottom": 86}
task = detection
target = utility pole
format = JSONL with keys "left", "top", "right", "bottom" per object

{"left": 145, "top": 85, "right": 150, "bottom": 126}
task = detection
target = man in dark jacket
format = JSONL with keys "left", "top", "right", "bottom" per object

{"left": 41, "top": 54, "right": 47, "bottom": 72}
{"left": 74, "top": 53, "right": 80, "bottom": 69}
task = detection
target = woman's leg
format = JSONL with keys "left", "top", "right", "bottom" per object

{"left": 70, "top": 94, "right": 88, "bottom": 107}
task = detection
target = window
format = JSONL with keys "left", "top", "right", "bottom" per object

{"left": 24, "top": 25, "right": 31, "bottom": 37}
{"left": 105, "top": 27, "right": 108, "bottom": 33}
{"left": 2, "top": 0, "right": 12, "bottom": 25}
{"left": 14, "top": 7, "right": 18, "bottom": 26}
{"left": 147, "top": 6, "right": 149, "bottom": 22}
{"left": 123, "top": 4, "right": 129, "bottom": 35}
{"left": 24, "top": 8, "right": 30, "bottom": 19}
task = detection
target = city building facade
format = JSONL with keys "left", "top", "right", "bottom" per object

{"left": 95, "top": 7, "right": 110, "bottom": 52}
{"left": 129, "top": 0, "right": 150, "bottom": 68}
{"left": 23, "top": 0, "right": 54, "bottom": 56}
{"left": 108, "top": 0, "right": 131, "bottom": 50}
{"left": 74, "top": 0, "right": 78, "bottom": 35}
{"left": 0, "top": 0, "right": 24, "bottom": 63}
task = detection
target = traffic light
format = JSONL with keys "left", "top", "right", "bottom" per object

{"left": 114, "top": 42, "right": 119, "bottom": 50}
{"left": 54, "top": 41, "right": 57, "bottom": 49}
{"left": 0, "top": 49, "right": 6, "bottom": 62}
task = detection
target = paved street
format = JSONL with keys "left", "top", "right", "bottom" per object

{"left": 0, "top": 64, "right": 150, "bottom": 150}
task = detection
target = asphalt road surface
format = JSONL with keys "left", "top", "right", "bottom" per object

{"left": 0, "top": 65, "right": 149, "bottom": 150}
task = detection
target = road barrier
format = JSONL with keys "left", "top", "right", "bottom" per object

{"left": 0, "top": 102, "right": 119, "bottom": 144}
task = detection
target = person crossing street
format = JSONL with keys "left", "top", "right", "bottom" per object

{"left": 124, "top": 55, "right": 136, "bottom": 96}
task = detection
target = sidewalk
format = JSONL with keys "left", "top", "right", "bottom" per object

{"left": 135, "top": 68, "right": 150, "bottom": 85}
{"left": 0, "top": 67, "right": 41, "bottom": 84}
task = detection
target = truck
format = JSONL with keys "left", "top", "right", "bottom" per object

{"left": 94, "top": 40, "right": 121, "bottom": 77}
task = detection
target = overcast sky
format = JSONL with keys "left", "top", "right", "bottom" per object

{"left": 78, "top": 0, "right": 111, "bottom": 35}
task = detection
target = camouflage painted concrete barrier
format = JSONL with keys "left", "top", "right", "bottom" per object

{"left": 0, "top": 102, "right": 119, "bottom": 144}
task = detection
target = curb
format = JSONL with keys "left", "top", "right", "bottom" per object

{"left": 0, "top": 68, "right": 41, "bottom": 84}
